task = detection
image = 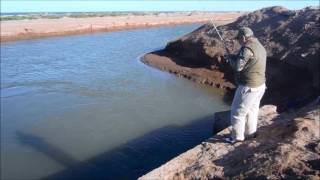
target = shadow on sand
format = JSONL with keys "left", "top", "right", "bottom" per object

{"left": 15, "top": 113, "right": 225, "bottom": 180}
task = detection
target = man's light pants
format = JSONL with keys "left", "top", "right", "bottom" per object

{"left": 231, "top": 83, "right": 266, "bottom": 141}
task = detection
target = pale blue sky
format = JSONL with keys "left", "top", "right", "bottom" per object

{"left": 1, "top": 0, "right": 319, "bottom": 13}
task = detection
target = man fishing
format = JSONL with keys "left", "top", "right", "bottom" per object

{"left": 223, "top": 27, "right": 267, "bottom": 143}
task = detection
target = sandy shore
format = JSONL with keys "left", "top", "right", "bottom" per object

{"left": 1, "top": 12, "right": 242, "bottom": 42}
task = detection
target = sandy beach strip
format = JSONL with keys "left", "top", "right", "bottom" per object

{"left": 1, "top": 12, "right": 242, "bottom": 42}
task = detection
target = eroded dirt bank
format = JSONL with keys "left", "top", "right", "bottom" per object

{"left": 142, "top": 6, "right": 320, "bottom": 109}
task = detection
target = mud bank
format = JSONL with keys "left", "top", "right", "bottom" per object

{"left": 0, "top": 12, "right": 241, "bottom": 42}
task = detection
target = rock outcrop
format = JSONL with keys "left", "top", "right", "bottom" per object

{"left": 142, "top": 6, "right": 320, "bottom": 108}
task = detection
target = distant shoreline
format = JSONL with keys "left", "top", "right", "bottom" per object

{"left": 1, "top": 11, "right": 243, "bottom": 19}
{"left": 1, "top": 12, "right": 242, "bottom": 42}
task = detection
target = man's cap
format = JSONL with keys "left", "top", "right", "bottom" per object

{"left": 237, "top": 27, "right": 254, "bottom": 38}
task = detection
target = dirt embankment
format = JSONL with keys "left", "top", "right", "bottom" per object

{"left": 140, "top": 6, "right": 320, "bottom": 179}
{"left": 0, "top": 12, "right": 242, "bottom": 42}
{"left": 142, "top": 6, "right": 320, "bottom": 109}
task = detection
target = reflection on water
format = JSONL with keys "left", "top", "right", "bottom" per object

{"left": 1, "top": 24, "right": 228, "bottom": 180}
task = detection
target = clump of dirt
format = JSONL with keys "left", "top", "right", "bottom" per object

{"left": 190, "top": 102, "right": 319, "bottom": 179}
{"left": 143, "top": 6, "right": 320, "bottom": 108}
{"left": 220, "top": 102, "right": 320, "bottom": 179}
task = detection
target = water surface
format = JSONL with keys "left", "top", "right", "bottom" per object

{"left": 1, "top": 24, "right": 228, "bottom": 179}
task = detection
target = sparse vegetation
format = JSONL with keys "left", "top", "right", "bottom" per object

{"left": 0, "top": 11, "right": 214, "bottom": 21}
{"left": 0, "top": 16, "right": 38, "bottom": 21}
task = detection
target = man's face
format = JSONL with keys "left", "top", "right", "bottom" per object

{"left": 237, "top": 35, "right": 245, "bottom": 45}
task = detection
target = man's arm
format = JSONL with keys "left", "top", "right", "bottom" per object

{"left": 228, "top": 47, "right": 254, "bottom": 72}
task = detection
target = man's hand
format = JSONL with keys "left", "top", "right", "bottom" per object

{"left": 235, "top": 47, "right": 254, "bottom": 72}
{"left": 223, "top": 55, "right": 230, "bottom": 63}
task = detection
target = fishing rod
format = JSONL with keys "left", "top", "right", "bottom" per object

{"left": 208, "top": 20, "right": 231, "bottom": 63}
